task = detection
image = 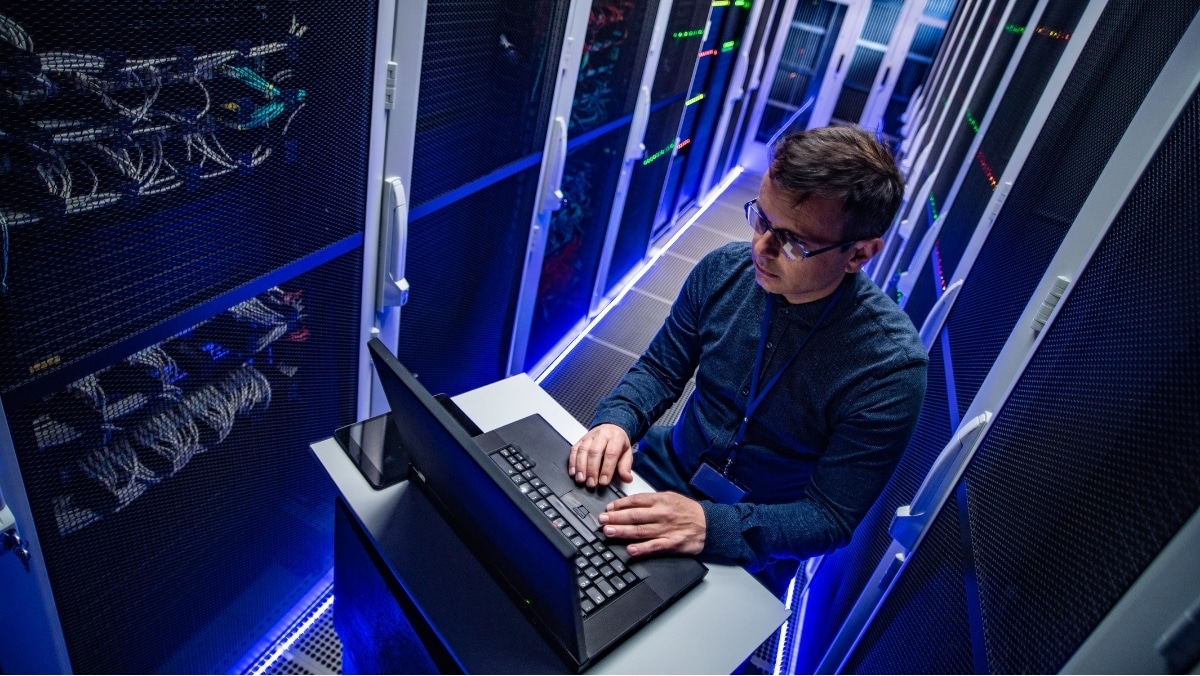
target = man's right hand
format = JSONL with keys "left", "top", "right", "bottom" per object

{"left": 569, "top": 423, "right": 633, "bottom": 488}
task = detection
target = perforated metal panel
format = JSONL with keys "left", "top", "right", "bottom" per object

{"left": 842, "top": 494, "right": 976, "bottom": 673}
{"left": 948, "top": 0, "right": 1200, "bottom": 420}
{"left": 540, "top": 336, "right": 638, "bottom": 426}
{"left": 845, "top": 58, "right": 1200, "bottom": 676}
{"left": 0, "top": 0, "right": 374, "bottom": 398}
{"left": 960, "top": 85, "right": 1200, "bottom": 674}
{"left": 12, "top": 252, "right": 358, "bottom": 673}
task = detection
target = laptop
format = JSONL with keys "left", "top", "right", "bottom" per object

{"left": 367, "top": 338, "right": 707, "bottom": 671}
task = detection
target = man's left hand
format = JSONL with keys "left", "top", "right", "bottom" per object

{"left": 598, "top": 492, "right": 706, "bottom": 557}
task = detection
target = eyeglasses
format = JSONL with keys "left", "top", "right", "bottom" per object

{"left": 744, "top": 198, "right": 856, "bottom": 261}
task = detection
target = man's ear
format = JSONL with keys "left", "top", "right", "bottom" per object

{"left": 844, "top": 237, "right": 884, "bottom": 273}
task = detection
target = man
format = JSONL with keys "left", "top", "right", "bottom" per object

{"left": 568, "top": 125, "right": 928, "bottom": 596}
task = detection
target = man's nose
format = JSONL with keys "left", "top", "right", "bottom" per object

{"left": 751, "top": 229, "right": 777, "bottom": 257}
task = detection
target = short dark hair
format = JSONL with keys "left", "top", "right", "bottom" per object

{"left": 768, "top": 125, "right": 904, "bottom": 241}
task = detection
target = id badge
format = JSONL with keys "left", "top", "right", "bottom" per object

{"left": 690, "top": 460, "right": 749, "bottom": 504}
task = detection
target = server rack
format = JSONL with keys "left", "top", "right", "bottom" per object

{"left": 599, "top": 0, "right": 714, "bottom": 295}
{"left": 858, "top": 0, "right": 953, "bottom": 144}
{"left": 792, "top": 0, "right": 1200, "bottom": 671}
{"left": 658, "top": 0, "right": 755, "bottom": 232}
{"left": 392, "top": 0, "right": 586, "bottom": 398}
{"left": 740, "top": 0, "right": 857, "bottom": 173}
{"left": 872, "top": 0, "right": 1042, "bottom": 304}
{"left": 835, "top": 11, "right": 1200, "bottom": 667}
{"left": 0, "top": 0, "right": 404, "bottom": 671}
{"left": 517, "top": 0, "right": 666, "bottom": 375}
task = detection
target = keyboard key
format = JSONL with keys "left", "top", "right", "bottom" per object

{"left": 510, "top": 474, "right": 525, "bottom": 484}
{"left": 530, "top": 478, "right": 545, "bottom": 488}
{"left": 583, "top": 566, "right": 600, "bottom": 579}
{"left": 611, "top": 559, "right": 626, "bottom": 573}
{"left": 522, "top": 470, "right": 536, "bottom": 480}
{"left": 570, "top": 536, "right": 586, "bottom": 548}
{"left": 595, "top": 578, "right": 616, "bottom": 598}
{"left": 575, "top": 556, "right": 588, "bottom": 569}
{"left": 536, "top": 500, "right": 550, "bottom": 511}
{"left": 622, "top": 571, "right": 638, "bottom": 585}
{"left": 578, "top": 576, "right": 591, "bottom": 589}
{"left": 581, "top": 598, "right": 595, "bottom": 615}
{"left": 599, "top": 565, "right": 614, "bottom": 578}
{"left": 610, "top": 576, "right": 627, "bottom": 592}
{"left": 580, "top": 544, "right": 596, "bottom": 557}
{"left": 538, "top": 486, "right": 553, "bottom": 497}
{"left": 562, "top": 526, "right": 578, "bottom": 538}
{"left": 601, "top": 549, "right": 615, "bottom": 561}
{"left": 552, "top": 518, "right": 568, "bottom": 529}
{"left": 544, "top": 508, "right": 559, "bottom": 519}
{"left": 518, "top": 483, "right": 534, "bottom": 495}
{"left": 589, "top": 555, "right": 605, "bottom": 567}
{"left": 586, "top": 586, "right": 606, "bottom": 606}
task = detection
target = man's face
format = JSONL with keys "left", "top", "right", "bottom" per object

{"left": 750, "top": 173, "right": 880, "bottom": 304}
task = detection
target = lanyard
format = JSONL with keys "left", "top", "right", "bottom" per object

{"left": 719, "top": 283, "right": 845, "bottom": 475}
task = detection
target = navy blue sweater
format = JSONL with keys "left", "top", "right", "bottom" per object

{"left": 592, "top": 242, "right": 927, "bottom": 593}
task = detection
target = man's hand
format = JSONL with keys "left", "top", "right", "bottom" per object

{"left": 598, "top": 492, "right": 706, "bottom": 557}
{"left": 569, "top": 423, "right": 633, "bottom": 488}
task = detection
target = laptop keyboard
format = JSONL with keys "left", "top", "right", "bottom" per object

{"left": 491, "top": 445, "right": 642, "bottom": 617}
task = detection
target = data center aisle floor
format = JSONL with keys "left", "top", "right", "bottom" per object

{"left": 243, "top": 170, "right": 763, "bottom": 675}
{"left": 538, "top": 170, "right": 760, "bottom": 429}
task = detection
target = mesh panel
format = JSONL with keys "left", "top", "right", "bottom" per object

{"left": 794, "top": 328, "right": 955, "bottom": 673}
{"left": 960, "top": 84, "right": 1200, "bottom": 674}
{"left": 0, "top": 0, "right": 374, "bottom": 395}
{"left": 397, "top": 165, "right": 539, "bottom": 397}
{"left": 842, "top": 497, "right": 975, "bottom": 674}
{"left": 410, "top": 0, "right": 565, "bottom": 208}
{"left": 949, "top": 0, "right": 1200, "bottom": 420}
{"left": 14, "top": 251, "right": 358, "bottom": 673}
{"left": 525, "top": 123, "right": 632, "bottom": 372}
{"left": 898, "top": 0, "right": 1042, "bottom": 324}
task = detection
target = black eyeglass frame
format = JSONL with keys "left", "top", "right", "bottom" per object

{"left": 744, "top": 198, "right": 857, "bottom": 260}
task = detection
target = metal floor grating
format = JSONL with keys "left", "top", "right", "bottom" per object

{"left": 245, "top": 171, "right": 764, "bottom": 676}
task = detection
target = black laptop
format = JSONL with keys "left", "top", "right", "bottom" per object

{"left": 367, "top": 338, "right": 707, "bottom": 671}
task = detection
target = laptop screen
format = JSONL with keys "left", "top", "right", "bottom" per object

{"left": 366, "top": 338, "right": 583, "bottom": 661}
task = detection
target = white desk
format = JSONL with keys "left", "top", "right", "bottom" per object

{"left": 312, "top": 373, "right": 788, "bottom": 674}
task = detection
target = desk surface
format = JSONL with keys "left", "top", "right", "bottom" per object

{"left": 312, "top": 374, "right": 788, "bottom": 674}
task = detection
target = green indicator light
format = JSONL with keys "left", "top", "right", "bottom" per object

{"left": 721, "top": 40, "right": 737, "bottom": 52}
{"left": 928, "top": 194, "right": 939, "bottom": 221}
{"left": 713, "top": 0, "right": 731, "bottom": 6}
{"left": 673, "top": 28, "right": 705, "bottom": 39}
{"left": 1005, "top": 24, "right": 1026, "bottom": 34}
{"left": 965, "top": 109, "right": 979, "bottom": 133}
{"left": 642, "top": 141, "right": 676, "bottom": 166}
{"left": 735, "top": 0, "right": 753, "bottom": 6}
{"left": 685, "top": 93, "right": 706, "bottom": 106}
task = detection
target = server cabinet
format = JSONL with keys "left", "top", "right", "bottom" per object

{"left": 792, "top": 1, "right": 1200, "bottom": 671}
{"left": 0, "top": 0, "right": 394, "bottom": 671}
{"left": 837, "top": 13, "right": 1200, "bottom": 668}
{"left": 740, "top": 0, "right": 861, "bottom": 173}
{"left": 394, "top": 0, "right": 585, "bottom": 397}
{"left": 599, "top": 0, "right": 713, "bottom": 295}
{"left": 659, "top": 0, "right": 755, "bottom": 229}
{"left": 516, "top": 0, "right": 665, "bottom": 375}
{"left": 872, "top": 0, "right": 1045, "bottom": 306}
{"left": 857, "top": 0, "right": 952, "bottom": 142}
